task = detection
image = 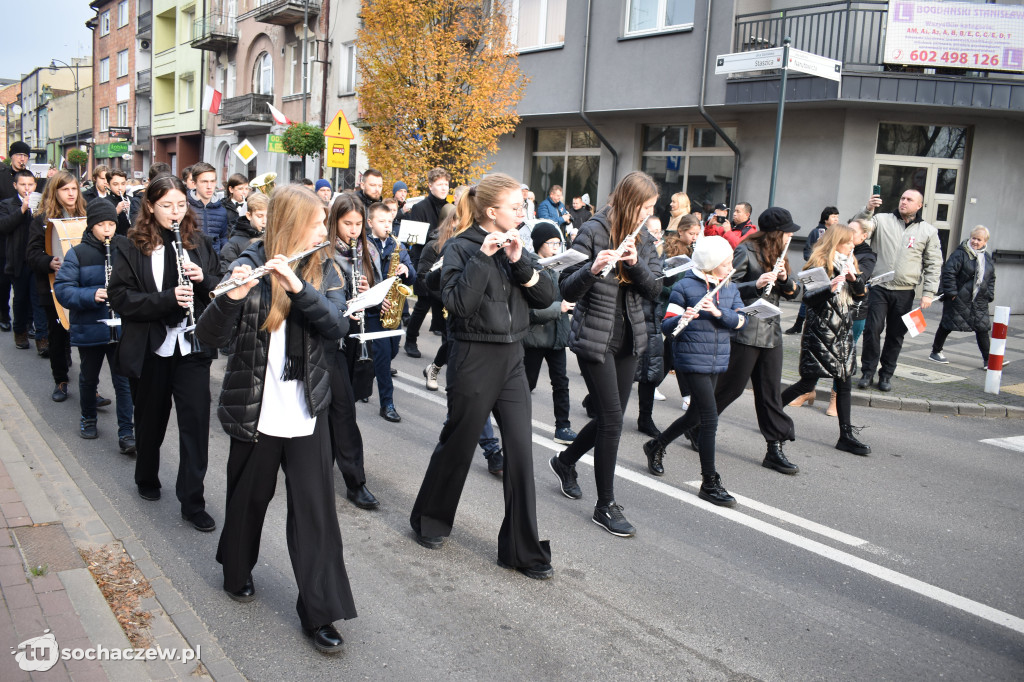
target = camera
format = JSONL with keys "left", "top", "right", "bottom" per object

{"left": 715, "top": 215, "right": 727, "bottom": 224}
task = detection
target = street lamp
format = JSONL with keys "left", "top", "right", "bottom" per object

{"left": 48, "top": 59, "right": 80, "bottom": 171}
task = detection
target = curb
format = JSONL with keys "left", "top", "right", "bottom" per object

{"left": 811, "top": 387, "right": 1023, "bottom": 418}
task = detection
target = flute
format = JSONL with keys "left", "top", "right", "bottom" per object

{"left": 210, "top": 241, "right": 329, "bottom": 298}
{"left": 600, "top": 215, "right": 648, "bottom": 278}
{"left": 672, "top": 269, "right": 735, "bottom": 337}
{"left": 763, "top": 240, "right": 791, "bottom": 296}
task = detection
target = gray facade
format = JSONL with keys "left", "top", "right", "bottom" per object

{"left": 490, "top": 0, "right": 1024, "bottom": 307}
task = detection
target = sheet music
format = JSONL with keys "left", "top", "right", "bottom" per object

{"left": 397, "top": 220, "right": 430, "bottom": 245}
{"left": 737, "top": 299, "right": 782, "bottom": 318}
{"left": 343, "top": 276, "right": 397, "bottom": 317}
{"left": 795, "top": 266, "right": 831, "bottom": 292}
{"left": 352, "top": 330, "right": 406, "bottom": 341}
{"left": 537, "top": 249, "right": 587, "bottom": 272}
{"left": 867, "top": 270, "right": 895, "bottom": 286}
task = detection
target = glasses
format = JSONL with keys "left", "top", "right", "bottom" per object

{"left": 494, "top": 204, "right": 526, "bottom": 215}
{"left": 543, "top": 239, "right": 562, "bottom": 247}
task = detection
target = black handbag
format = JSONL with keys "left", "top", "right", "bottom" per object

{"left": 344, "top": 336, "right": 375, "bottom": 401}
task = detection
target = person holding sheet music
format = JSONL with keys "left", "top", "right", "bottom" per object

{"left": 780, "top": 224, "right": 871, "bottom": 456}
{"left": 405, "top": 167, "right": 452, "bottom": 358}
{"left": 642, "top": 236, "right": 745, "bottom": 505}
{"left": 711, "top": 207, "right": 803, "bottom": 475}
{"left": 26, "top": 170, "right": 85, "bottom": 401}
{"left": 548, "top": 171, "right": 662, "bottom": 538}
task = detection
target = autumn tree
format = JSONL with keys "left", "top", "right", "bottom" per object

{"left": 357, "top": 0, "right": 525, "bottom": 189}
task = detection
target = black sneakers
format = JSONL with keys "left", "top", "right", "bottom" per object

{"left": 497, "top": 558, "right": 554, "bottom": 580}
{"left": 592, "top": 502, "right": 635, "bottom": 537}
{"left": 698, "top": 473, "right": 737, "bottom": 507}
{"left": 548, "top": 456, "right": 581, "bottom": 499}
{"left": 642, "top": 439, "right": 665, "bottom": 476}
{"left": 79, "top": 418, "right": 98, "bottom": 439}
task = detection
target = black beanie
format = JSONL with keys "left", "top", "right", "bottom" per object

{"left": 8, "top": 141, "right": 30, "bottom": 156}
{"left": 531, "top": 220, "right": 562, "bottom": 253}
{"left": 87, "top": 198, "right": 118, "bottom": 231}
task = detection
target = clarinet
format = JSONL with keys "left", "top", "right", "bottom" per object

{"left": 171, "top": 221, "right": 202, "bottom": 353}
{"left": 349, "top": 239, "right": 370, "bottom": 361}
{"left": 103, "top": 237, "right": 119, "bottom": 343}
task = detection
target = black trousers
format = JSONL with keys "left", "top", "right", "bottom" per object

{"left": 9, "top": 268, "right": 33, "bottom": 334}
{"left": 523, "top": 346, "right": 571, "bottom": 429}
{"left": 410, "top": 339, "right": 550, "bottom": 569}
{"left": 130, "top": 350, "right": 211, "bottom": 516}
{"left": 860, "top": 287, "right": 915, "bottom": 379}
{"left": 43, "top": 303, "right": 70, "bottom": 384}
{"left": 933, "top": 324, "right": 990, "bottom": 362}
{"left": 714, "top": 342, "right": 795, "bottom": 443}
{"left": 406, "top": 294, "right": 444, "bottom": 343}
{"left": 782, "top": 374, "right": 852, "bottom": 426}
{"left": 659, "top": 373, "right": 719, "bottom": 476}
{"left": 217, "top": 417, "right": 356, "bottom": 628}
{"left": 326, "top": 349, "right": 367, "bottom": 490}
{"left": 559, "top": 342, "right": 637, "bottom": 506}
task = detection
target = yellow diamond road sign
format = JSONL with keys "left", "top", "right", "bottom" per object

{"left": 233, "top": 139, "right": 258, "bottom": 164}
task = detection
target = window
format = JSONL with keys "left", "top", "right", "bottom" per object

{"left": 181, "top": 7, "right": 195, "bottom": 42}
{"left": 117, "top": 50, "right": 129, "bottom": 78}
{"left": 117, "top": 0, "right": 128, "bottom": 27}
{"left": 338, "top": 43, "right": 356, "bottom": 94}
{"left": 117, "top": 102, "right": 128, "bottom": 126}
{"left": 876, "top": 123, "right": 967, "bottom": 159}
{"left": 506, "top": 0, "right": 566, "bottom": 51}
{"left": 226, "top": 62, "right": 236, "bottom": 99}
{"left": 100, "top": 10, "right": 110, "bottom": 35}
{"left": 99, "top": 107, "right": 109, "bottom": 132}
{"left": 253, "top": 52, "right": 273, "bottom": 96}
{"left": 625, "top": 0, "right": 695, "bottom": 36}
{"left": 99, "top": 58, "right": 110, "bottom": 83}
{"left": 640, "top": 124, "right": 736, "bottom": 218}
{"left": 529, "top": 128, "right": 600, "bottom": 204}
{"left": 180, "top": 75, "right": 195, "bottom": 111}
{"left": 289, "top": 40, "right": 314, "bottom": 95}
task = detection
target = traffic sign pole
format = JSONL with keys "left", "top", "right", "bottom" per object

{"left": 768, "top": 37, "right": 791, "bottom": 208}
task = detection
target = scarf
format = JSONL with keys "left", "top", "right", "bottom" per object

{"left": 280, "top": 305, "right": 307, "bottom": 382}
{"left": 832, "top": 253, "right": 853, "bottom": 304}
{"left": 966, "top": 242, "right": 986, "bottom": 299}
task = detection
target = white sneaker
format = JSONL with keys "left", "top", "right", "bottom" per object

{"left": 681, "top": 396, "right": 690, "bottom": 411}
{"left": 653, "top": 388, "right": 666, "bottom": 401}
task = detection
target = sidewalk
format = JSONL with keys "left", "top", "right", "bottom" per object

{"left": 0, "top": 364, "right": 242, "bottom": 681}
{"left": 777, "top": 302, "right": 1024, "bottom": 418}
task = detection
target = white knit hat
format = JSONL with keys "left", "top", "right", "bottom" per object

{"left": 691, "top": 235, "right": 733, "bottom": 272}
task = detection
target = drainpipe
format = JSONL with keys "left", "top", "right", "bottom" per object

{"left": 579, "top": 0, "right": 618, "bottom": 188}
{"left": 698, "top": 0, "right": 741, "bottom": 203}
{"left": 319, "top": 0, "right": 330, "bottom": 179}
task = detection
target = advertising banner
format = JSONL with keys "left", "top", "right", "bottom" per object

{"left": 884, "top": 0, "right": 1024, "bottom": 73}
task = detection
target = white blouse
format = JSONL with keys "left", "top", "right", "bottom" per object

{"left": 257, "top": 321, "right": 316, "bottom": 438}
{"left": 150, "top": 245, "right": 194, "bottom": 357}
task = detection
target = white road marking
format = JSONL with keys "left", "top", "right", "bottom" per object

{"left": 393, "top": 373, "right": 1024, "bottom": 635}
{"left": 979, "top": 436, "right": 1024, "bottom": 453}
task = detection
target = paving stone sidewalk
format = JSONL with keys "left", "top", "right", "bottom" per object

{"left": 0, "top": 364, "right": 242, "bottom": 681}
{"left": 777, "top": 302, "right": 1024, "bottom": 418}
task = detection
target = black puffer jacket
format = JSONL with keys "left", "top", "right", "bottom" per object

{"left": 441, "top": 225, "right": 553, "bottom": 343}
{"left": 560, "top": 210, "right": 662, "bottom": 363}
{"left": 732, "top": 241, "right": 802, "bottom": 348}
{"left": 939, "top": 240, "right": 995, "bottom": 333}
{"left": 218, "top": 217, "right": 262, "bottom": 274}
{"left": 196, "top": 242, "right": 347, "bottom": 442}
{"left": 799, "top": 273, "right": 866, "bottom": 380}
{"left": 524, "top": 268, "right": 571, "bottom": 349}
{"left": 634, "top": 250, "right": 665, "bottom": 383}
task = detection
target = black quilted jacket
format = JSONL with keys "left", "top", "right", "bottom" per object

{"left": 196, "top": 242, "right": 348, "bottom": 442}
{"left": 939, "top": 241, "right": 995, "bottom": 333}
{"left": 799, "top": 273, "right": 866, "bottom": 381}
{"left": 559, "top": 210, "right": 662, "bottom": 363}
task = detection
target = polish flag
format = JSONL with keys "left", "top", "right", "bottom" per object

{"left": 267, "top": 103, "right": 291, "bottom": 126}
{"left": 901, "top": 307, "right": 927, "bottom": 337}
{"left": 202, "top": 85, "right": 222, "bottom": 114}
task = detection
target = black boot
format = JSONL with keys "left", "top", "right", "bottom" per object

{"left": 582, "top": 394, "right": 595, "bottom": 419}
{"left": 836, "top": 424, "right": 871, "bottom": 456}
{"left": 698, "top": 473, "right": 736, "bottom": 507}
{"left": 876, "top": 374, "right": 893, "bottom": 392}
{"left": 637, "top": 414, "right": 661, "bottom": 438}
{"left": 784, "top": 316, "right": 804, "bottom": 335}
{"left": 762, "top": 441, "right": 799, "bottom": 475}
{"left": 684, "top": 426, "right": 700, "bottom": 453}
{"left": 642, "top": 439, "right": 665, "bottom": 476}
{"left": 856, "top": 371, "right": 874, "bottom": 390}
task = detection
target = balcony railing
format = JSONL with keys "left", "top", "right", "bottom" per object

{"left": 192, "top": 13, "right": 238, "bottom": 51}
{"left": 218, "top": 93, "right": 275, "bottom": 127}
{"left": 136, "top": 69, "right": 151, "bottom": 94}
{"left": 254, "top": 0, "right": 320, "bottom": 26}
{"left": 734, "top": 1, "right": 888, "bottom": 69}
{"left": 137, "top": 10, "right": 152, "bottom": 35}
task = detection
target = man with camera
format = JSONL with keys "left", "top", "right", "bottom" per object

{"left": 704, "top": 203, "right": 731, "bottom": 237}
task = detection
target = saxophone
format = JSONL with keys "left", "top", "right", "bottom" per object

{"left": 380, "top": 241, "right": 412, "bottom": 329}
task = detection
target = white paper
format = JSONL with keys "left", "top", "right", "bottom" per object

{"left": 868, "top": 270, "right": 895, "bottom": 286}
{"left": 343, "top": 276, "right": 397, "bottom": 317}
{"left": 28, "top": 192, "right": 42, "bottom": 213}
{"left": 352, "top": 330, "right": 406, "bottom": 341}
{"left": 398, "top": 220, "right": 430, "bottom": 244}
{"left": 796, "top": 266, "right": 831, "bottom": 292}
{"left": 99, "top": 318, "right": 122, "bottom": 326}
{"left": 737, "top": 299, "right": 782, "bottom": 319}
{"left": 538, "top": 249, "right": 587, "bottom": 272}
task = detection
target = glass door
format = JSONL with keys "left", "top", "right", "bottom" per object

{"left": 873, "top": 157, "right": 963, "bottom": 258}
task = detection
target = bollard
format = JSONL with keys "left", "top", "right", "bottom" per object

{"left": 984, "top": 306, "right": 1010, "bottom": 395}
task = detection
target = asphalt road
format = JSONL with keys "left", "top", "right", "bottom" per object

{"left": 2, "top": 331, "right": 1022, "bottom": 681}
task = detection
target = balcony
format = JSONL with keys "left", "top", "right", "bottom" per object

{"left": 137, "top": 10, "right": 152, "bottom": 38}
{"left": 192, "top": 13, "right": 238, "bottom": 52}
{"left": 136, "top": 69, "right": 151, "bottom": 95}
{"left": 218, "top": 93, "right": 275, "bottom": 131}
{"left": 254, "top": 0, "right": 319, "bottom": 27}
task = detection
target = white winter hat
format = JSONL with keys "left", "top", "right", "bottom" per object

{"left": 691, "top": 235, "right": 733, "bottom": 272}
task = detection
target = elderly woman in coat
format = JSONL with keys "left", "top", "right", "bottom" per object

{"left": 929, "top": 226, "right": 996, "bottom": 368}
{"left": 781, "top": 224, "right": 871, "bottom": 456}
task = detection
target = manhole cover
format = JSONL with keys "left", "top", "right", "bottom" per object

{"left": 12, "top": 524, "right": 86, "bottom": 573}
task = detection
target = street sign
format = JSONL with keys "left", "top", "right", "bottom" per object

{"left": 787, "top": 48, "right": 842, "bottom": 82}
{"left": 234, "top": 139, "right": 258, "bottom": 164}
{"left": 325, "top": 109, "right": 354, "bottom": 139}
{"left": 267, "top": 134, "right": 285, "bottom": 153}
{"left": 326, "top": 139, "right": 350, "bottom": 169}
{"left": 715, "top": 48, "right": 784, "bottom": 75}
{"left": 108, "top": 126, "right": 132, "bottom": 140}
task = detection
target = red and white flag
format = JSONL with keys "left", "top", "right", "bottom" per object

{"left": 901, "top": 307, "right": 927, "bottom": 337}
{"left": 267, "top": 102, "right": 291, "bottom": 126}
{"left": 202, "top": 85, "right": 222, "bottom": 114}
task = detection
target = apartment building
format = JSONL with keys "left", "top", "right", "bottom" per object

{"left": 149, "top": 0, "right": 204, "bottom": 173}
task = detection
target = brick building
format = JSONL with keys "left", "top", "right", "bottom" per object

{"left": 0, "top": 81, "right": 21, "bottom": 157}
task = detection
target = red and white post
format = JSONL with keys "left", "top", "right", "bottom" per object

{"left": 984, "top": 306, "right": 1011, "bottom": 395}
